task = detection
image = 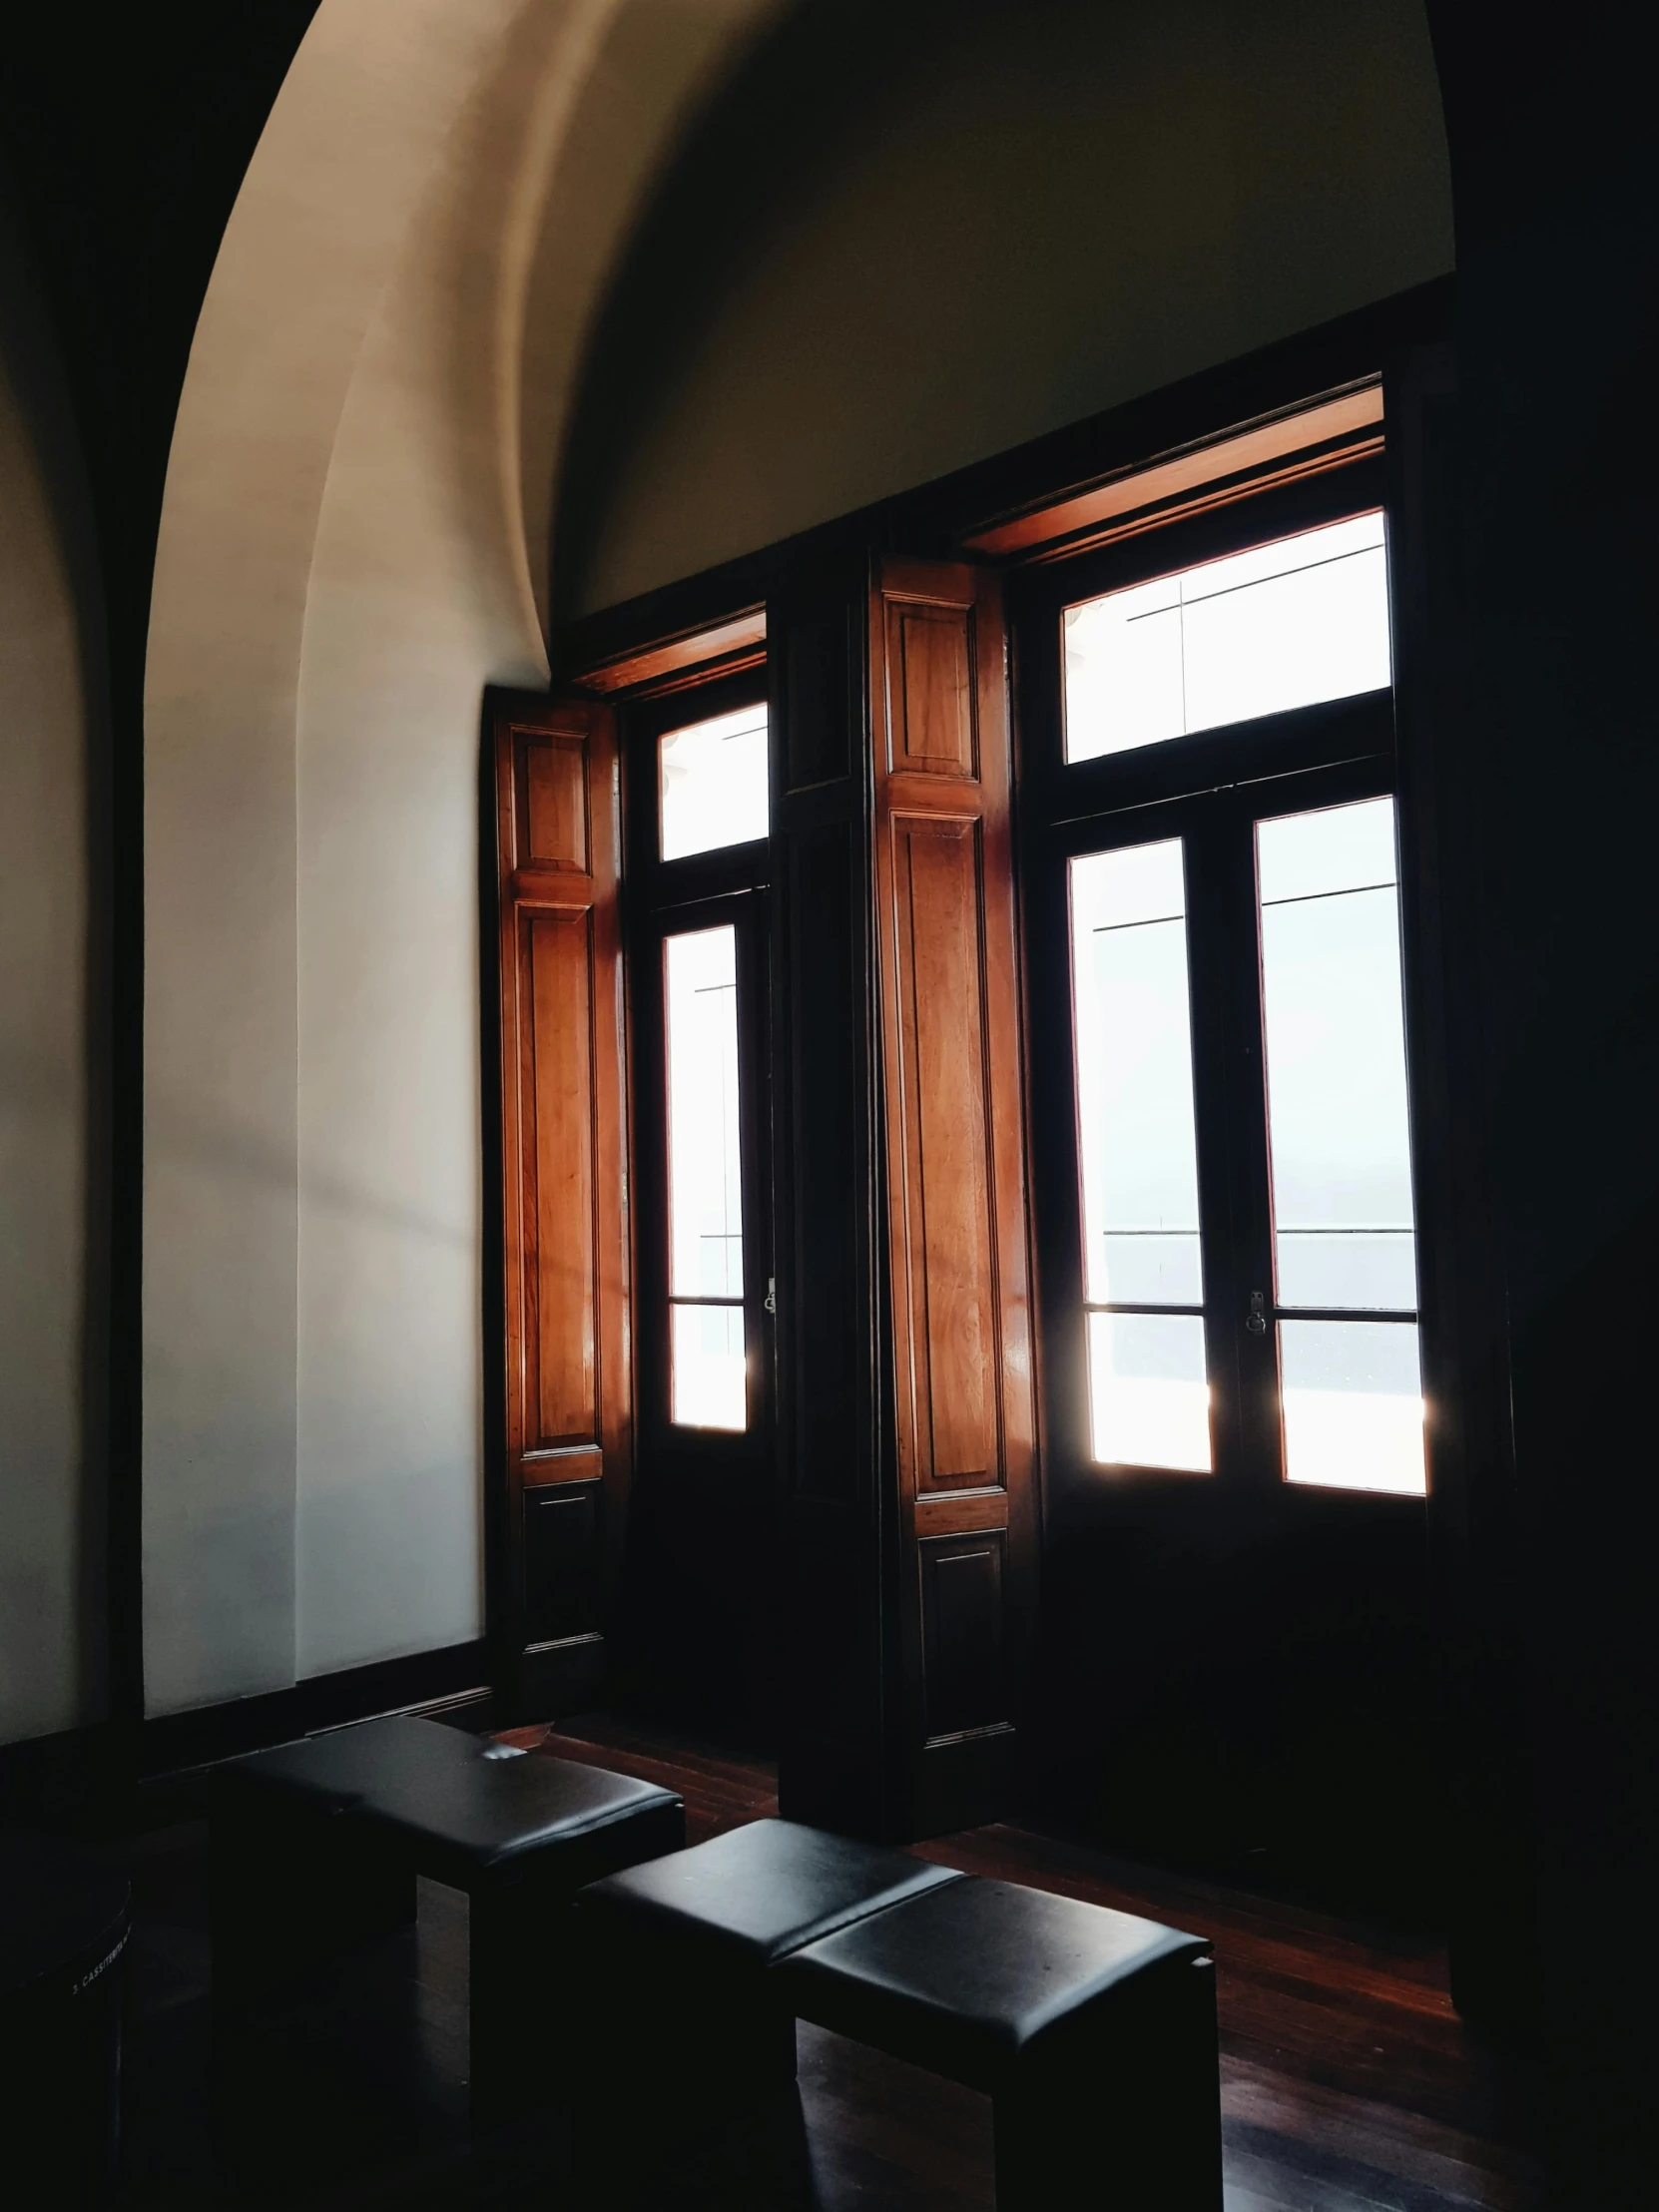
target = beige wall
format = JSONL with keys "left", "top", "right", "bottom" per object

{"left": 0, "top": 194, "right": 105, "bottom": 1744}
{"left": 569, "top": 0, "right": 1453, "bottom": 613}
{"left": 145, "top": 0, "right": 778, "bottom": 1712}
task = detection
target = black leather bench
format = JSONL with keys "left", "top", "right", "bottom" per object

{"left": 212, "top": 1713, "right": 683, "bottom": 2115}
{"left": 576, "top": 1821, "right": 1220, "bottom": 2209}
{"left": 572, "top": 1817, "right": 963, "bottom": 2086}
{"left": 777, "top": 1875, "right": 1222, "bottom": 2210}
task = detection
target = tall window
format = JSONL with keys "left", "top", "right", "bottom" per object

{"left": 1256, "top": 799, "right": 1420, "bottom": 1492}
{"left": 664, "top": 923, "right": 747, "bottom": 1428}
{"left": 1021, "top": 465, "right": 1424, "bottom": 1499}
{"left": 626, "top": 677, "right": 772, "bottom": 1457}
{"left": 1070, "top": 838, "right": 1210, "bottom": 1472}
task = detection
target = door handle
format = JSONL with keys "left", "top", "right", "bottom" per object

{"left": 1246, "top": 1290, "right": 1268, "bottom": 1337}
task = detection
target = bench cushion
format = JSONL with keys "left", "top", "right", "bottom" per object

{"left": 573, "top": 1817, "right": 961, "bottom": 1965}
{"left": 775, "top": 1875, "right": 1208, "bottom": 2089}
{"left": 219, "top": 1715, "right": 683, "bottom": 1887}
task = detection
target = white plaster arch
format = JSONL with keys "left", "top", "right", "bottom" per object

{"left": 143, "top": 0, "right": 782, "bottom": 1713}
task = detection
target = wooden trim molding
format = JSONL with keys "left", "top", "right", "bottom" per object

{"left": 962, "top": 381, "right": 1383, "bottom": 563}
{"left": 568, "top": 607, "right": 767, "bottom": 697}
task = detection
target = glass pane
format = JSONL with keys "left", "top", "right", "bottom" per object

{"left": 1087, "top": 1313, "right": 1211, "bottom": 1472}
{"left": 1257, "top": 798, "right": 1417, "bottom": 1313}
{"left": 671, "top": 1304, "right": 747, "bottom": 1432}
{"left": 1070, "top": 842, "right": 1203, "bottom": 1307}
{"left": 1280, "top": 1320, "right": 1425, "bottom": 1495}
{"left": 664, "top": 923, "right": 747, "bottom": 1432}
{"left": 659, "top": 703, "right": 769, "bottom": 860}
{"left": 665, "top": 925, "right": 743, "bottom": 1300}
{"left": 1064, "top": 513, "right": 1390, "bottom": 763}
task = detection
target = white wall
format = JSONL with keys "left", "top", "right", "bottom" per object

{"left": 143, "top": 0, "right": 535, "bottom": 1716}
{"left": 0, "top": 195, "right": 105, "bottom": 1744}
{"left": 290, "top": 10, "right": 564, "bottom": 1678}
{"left": 145, "top": 0, "right": 778, "bottom": 1712}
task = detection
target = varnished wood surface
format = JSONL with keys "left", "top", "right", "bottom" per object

{"left": 961, "top": 382, "right": 1384, "bottom": 559}
{"left": 489, "top": 689, "right": 630, "bottom": 1701}
{"left": 113, "top": 1714, "right": 1539, "bottom": 2208}
{"left": 868, "top": 558, "right": 1038, "bottom": 1833}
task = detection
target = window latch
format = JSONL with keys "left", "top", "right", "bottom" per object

{"left": 764, "top": 1276, "right": 777, "bottom": 1316}
{"left": 1246, "top": 1290, "right": 1268, "bottom": 1337}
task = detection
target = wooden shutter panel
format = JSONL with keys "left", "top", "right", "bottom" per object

{"left": 868, "top": 557, "right": 1039, "bottom": 1832}
{"left": 490, "top": 688, "right": 629, "bottom": 1712}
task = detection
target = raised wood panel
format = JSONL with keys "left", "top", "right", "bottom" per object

{"left": 521, "top": 734, "right": 588, "bottom": 870}
{"left": 891, "top": 814, "right": 995, "bottom": 1485}
{"left": 525, "top": 910, "right": 596, "bottom": 1444}
{"left": 919, "top": 1529, "right": 1008, "bottom": 1741}
{"left": 887, "top": 600, "right": 975, "bottom": 777}
{"left": 491, "top": 687, "right": 628, "bottom": 1712}
{"left": 523, "top": 1480, "right": 601, "bottom": 1645}
{"left": 869, "top": 557, "right": 1038, "bottom": 1835}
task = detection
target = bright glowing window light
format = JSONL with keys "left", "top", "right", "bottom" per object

{"left": 1257, "top": 799, "right": 1417, "bottom": 1314}
{"left": 1069, "top": 839, "right": 1212, "bottom": 1472}
{"left": 1063, "top": 512, "right": 1390, "bottom": 763}
{"left": 1279, "top": 1319, "right": 1425, "bottom": 1495}
{"left": 665, "top": 924, "right": 747, "bottom": 1430}
{"left": 659, "top": 703, "right": 769, "bottom": 860}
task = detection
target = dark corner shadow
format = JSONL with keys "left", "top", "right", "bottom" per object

{"left": 0, "top": 163, "right": 114, "bottom": 1738}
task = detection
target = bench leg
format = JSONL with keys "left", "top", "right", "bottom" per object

{"left": 213, "top": 1809, "right": 415, "bottom": 2003}
{"left": 470, "top": 1879, "right": 586, "bottom": 2124}
{"left": 469, "top": 1888, "right": 525, "bottom": 2123}
{"left": 992, "top": 1957, "right": 1221, "bottom": 2212}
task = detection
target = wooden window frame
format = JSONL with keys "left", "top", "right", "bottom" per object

{"left": 621, "top": 666, "right": 776, "bottom": 1483}
{"left": 524, "top": 286, "right": 1459, "bottom": 1823}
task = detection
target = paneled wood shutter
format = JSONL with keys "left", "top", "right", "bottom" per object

{"left": 868, "top": 558, "right": 1039, "bottom": 1832}
{"left": 489, "top": 689, "right": 629, "bottom": 1713}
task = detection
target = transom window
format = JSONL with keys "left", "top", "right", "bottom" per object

{"left": 658, "top": 702, "right": 769, "bottom": 859}
{"left": 1062, "top": 511, "right": 1390, "bottom": 762}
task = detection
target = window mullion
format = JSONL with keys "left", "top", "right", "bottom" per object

{"left": 1193, "top": 802, "right": 1282, "bottom": 1490}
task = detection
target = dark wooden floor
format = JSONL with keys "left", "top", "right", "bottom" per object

{"left": 114, "top": 1712, "right": 1540, "bottom": 2209}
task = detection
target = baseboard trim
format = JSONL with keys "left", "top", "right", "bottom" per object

{"left": 0, "top": 1640, "right": 495, "bottom": 1833}
{"left": 140, "top": 1638, "right": 495, "bottom": 1779}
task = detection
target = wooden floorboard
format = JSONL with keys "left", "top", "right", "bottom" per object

{"left": 110, "top": 1711, "right": 1539, "bottom": 2208}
